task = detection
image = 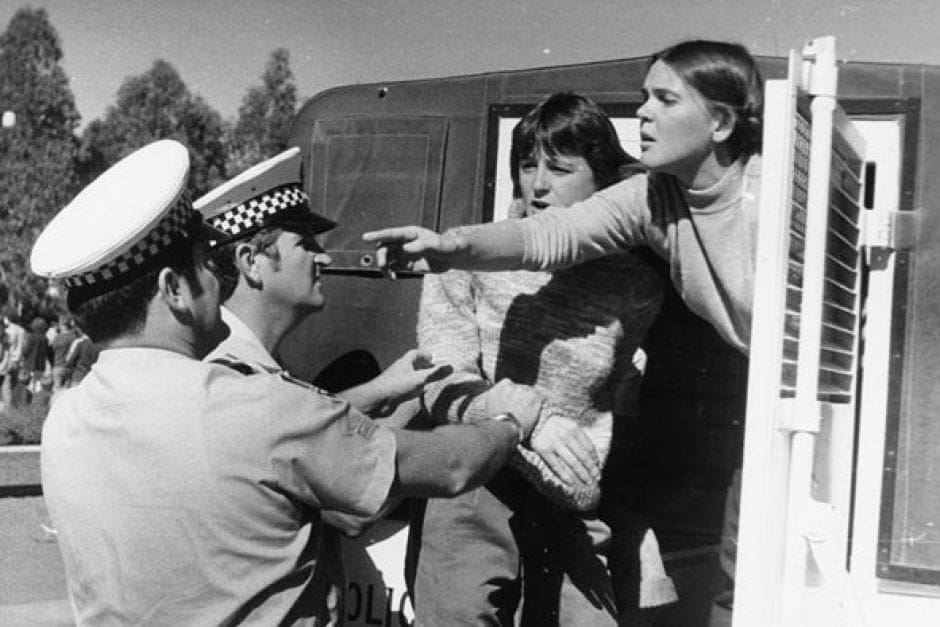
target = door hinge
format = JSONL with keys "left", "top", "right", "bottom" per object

{"left": 861, "top": 209, "right": 917, "bottom": 267}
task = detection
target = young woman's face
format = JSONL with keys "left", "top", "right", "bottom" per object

{"left": 518, "top": 151, "right": 598, "bottom": 215}
{"left": 637, "top": 59, "right": 719, "bottom": 184}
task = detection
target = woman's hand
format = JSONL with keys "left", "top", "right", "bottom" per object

{"left": 530, "top": 415, "right": 601, "bottom": 488}
{"left": 362, "top": 226, "right": 474, "bottom": 277}
{"left": 362, "top": 225, "right": 458, "bottom": 274}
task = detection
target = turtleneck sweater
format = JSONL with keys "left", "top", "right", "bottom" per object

{"left": 511, "top": 155, "right": 761, "bottom": 355}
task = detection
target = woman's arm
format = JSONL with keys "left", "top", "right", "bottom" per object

{"left": 363, "top": 221, "right": 528, "bottom": 273}
{"left": 363, "top": 173, "right": 651, "bottom": 273}
{"left": 418, "top": 272, "right": 492, "bottom": 423}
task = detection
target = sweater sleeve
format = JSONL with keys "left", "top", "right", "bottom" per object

{"left": 417, "top": 271, "right": 492, "bottom": 424}
{"left": 518, "top": 173, "right": 653, "bottom": 270}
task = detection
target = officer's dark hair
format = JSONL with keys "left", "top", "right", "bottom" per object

{"left": 650, "top": 39, "right": 763, "bottom": 159}
{"left": 66, "top": 238, "right": 202, "bottom": 345}
{"left": 509, "top": 92, "right": 638, "bottom": 198}
{"left": 208, "top": 226, "right": 283, "bottom": 302}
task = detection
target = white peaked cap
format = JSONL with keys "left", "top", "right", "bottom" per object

{"left": 195, "top": 146, "right": 335, "bottom": 239}
{"left": 30, "top": 139, "right": 225, "bottom": 290}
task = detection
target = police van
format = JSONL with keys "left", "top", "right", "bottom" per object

{"left": 280, "top": 36, "right": 939, "bottom": 626}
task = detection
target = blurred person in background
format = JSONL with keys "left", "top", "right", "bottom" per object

{"left": 50, "top": 314, "right": 79, "bottom": 393}
{"left": 64, "top": 325, "right": 98, "bottom": 387}
{"left": 0, "top": 329, "right": 9, "bottom": 412}
{"left": 24, "top": 316, "right": 51, "bottom": 395}
{"left": 1, "top": 308, "right": 27, "bottom": 408}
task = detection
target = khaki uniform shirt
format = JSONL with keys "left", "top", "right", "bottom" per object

{"left": 206, "top": 306, "right": 349, "bottom": 625}
{"left": 42, "top": 347, "right": 396, "bottom": 625}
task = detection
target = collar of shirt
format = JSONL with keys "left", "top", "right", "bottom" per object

{"left": 212, "top": 306, "right": 284, "bottom": 373}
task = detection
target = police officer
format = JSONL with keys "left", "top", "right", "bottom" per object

{"left": 196, "top": 147, "right": 455, "bottom": 623}
{"left": 196, "top": 147, "right": 438, "bottom": 418}
{"left": 35, "top": 140, "right": 543, "bottom": 625}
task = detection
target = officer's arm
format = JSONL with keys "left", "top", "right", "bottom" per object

{"left": 387, "top": 419, "right": 521, "bottom": 498}
{"left": 320, "top": 419, "right": 520, "bottom": 536}
{"left": 336, "top": 349, "right": 452, "bottom": 418}
{"left": 322, "top": 502, "right": 402, "bottom": 537}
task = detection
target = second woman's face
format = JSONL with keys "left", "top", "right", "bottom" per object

{"left": 518, "top": 152, "right": 597, "bottom": 215}
{"left": 636, "top": 59, "right": 719, "bottom": 184}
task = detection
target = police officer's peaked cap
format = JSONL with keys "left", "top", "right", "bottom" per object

{"left": 195, "top": 147, "right": 335, "bottom": 240}
{"left": 30, "top": 139, "right": 225, "bottom": 291}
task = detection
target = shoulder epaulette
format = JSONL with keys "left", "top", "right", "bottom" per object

{"left": 210, "top": 355, "right": 261, "bottom": 376}
{"left": 278, "top": 371, "right": 330, "bottom": 396}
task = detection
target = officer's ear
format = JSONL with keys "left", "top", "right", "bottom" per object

{"left": 157, "top": 266, "right": 188, "bottom": 313}
{"left": 233, "top": 243, "right": 263, "bottom": 286}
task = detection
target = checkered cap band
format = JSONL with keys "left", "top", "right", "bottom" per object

{"left": 208, "top": 183, "right": 308, "bottom": 236}
{"left": 63, "top": 191, "right": 194, "bottom": 288}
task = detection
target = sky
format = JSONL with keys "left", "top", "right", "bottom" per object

{"left": 4, "top": 0, "right": 940, "bottom": 128}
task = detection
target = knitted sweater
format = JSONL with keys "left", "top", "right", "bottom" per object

{"left": 511, "top": 155, "right": 761, "bottom": 355}
{"left": 418, "top": 248, "right": 663, "bottom": 509}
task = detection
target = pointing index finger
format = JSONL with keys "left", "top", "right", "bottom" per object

{"left": 362, "top": 226, "right": 413, "bottom": 243}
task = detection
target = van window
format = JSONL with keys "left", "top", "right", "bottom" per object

{"left": 305, "top": 116, "right": 447, "bottom": 266}
{"left": 870, "top": 101, "right": 940, "bottom": 585}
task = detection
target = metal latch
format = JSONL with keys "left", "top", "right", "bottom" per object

{"left": 861, "top": 210, "right": 917, "bottom": 268}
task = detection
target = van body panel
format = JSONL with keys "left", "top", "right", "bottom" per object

{"left": 280, "top": 51, "right": 940, "bottom": 625}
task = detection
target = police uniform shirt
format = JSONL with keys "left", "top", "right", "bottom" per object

{"left": 207, "top": 306, "right": 283, "bottom": 374}
{"left": 205, "top": 305, "right": 350, "bottom": 624}
{"left": 41, "top": 347, "right": 396, "bottom": 625}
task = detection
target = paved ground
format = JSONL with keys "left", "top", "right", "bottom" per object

{"left": 0, "top": 496, "right": 73, "bottom": 626}
{"left": 0, "top": 600, "right": 73, "bottom": 626}
{"left": 0, "top": 466, "right": 731, "bottom": 626}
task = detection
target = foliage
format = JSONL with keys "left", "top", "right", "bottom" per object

{"left": 0, "top": 7, "right": 80, "bottom": 313}
{"left": 0, "top": 390, "right": 49, "bottom": 445}
{"left": 0, "top": 10, "right": 307, "bottom": 317}
{"left": 227, "top": 48, "right": 298, "bottom": 174}
{"left": 79, "top": 60, "right": 227, "bottom": 197}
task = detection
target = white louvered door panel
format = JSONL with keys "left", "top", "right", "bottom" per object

{"left": 734, "top": 37, "right": 867, "bottom": 627}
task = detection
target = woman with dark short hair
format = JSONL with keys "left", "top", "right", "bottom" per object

{"left": 412, "top": 92, "right": 676, "bottom": 626}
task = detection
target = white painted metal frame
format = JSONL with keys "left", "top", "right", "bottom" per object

{"left": 734, "top": 36, "right": 868, "bottom": 626}
{"left": 734, "top": 52, "right": 801, "bottom": 626}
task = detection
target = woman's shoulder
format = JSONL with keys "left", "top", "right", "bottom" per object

{"left": 588, "top": 169, "right": 654, "bottom": 216}
{"left": 606, "top": 167, "right": 688, "bottom": 203}
{"left": 606, "top": 166, "right": 650, "bottom": 193}
{"left": 743, "top": 151, "right": 762, "bottom": 178}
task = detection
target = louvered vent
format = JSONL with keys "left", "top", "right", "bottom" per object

{"left": 817, "top": 131, "right": 863, "bottom": 403}
{"left": 779, "top": 106, "right": 863, "bottom": 403}
{"left": 779, "top": 109, "right": 812, "bottom": 398}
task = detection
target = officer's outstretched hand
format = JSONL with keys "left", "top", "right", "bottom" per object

{"left": 483, "top": 379, "right": 545, "bottom": 440}
{"left": 339, "top": 349, "right": 452, "bottom": 419}
{"left": 362, "top": 225, "right": 460, "bottom": 274}
{"left": 376, "top": 349, "right": 453, "bottom": 401}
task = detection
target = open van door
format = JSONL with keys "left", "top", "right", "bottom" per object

{"left": 735, "top": 36, "right": 868, "bottom": 626}
{"left": 735, "top": 35, "right": 940, "bottom": 626}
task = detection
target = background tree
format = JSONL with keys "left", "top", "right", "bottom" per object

{"left": 0, "top": 7, "right": 81, "bottom": 315}
{"left": 227, "top": 48, "right": 298, "bottom": 174}
{"left": 79, "top": 59, "right": 226, "bottom": 196}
